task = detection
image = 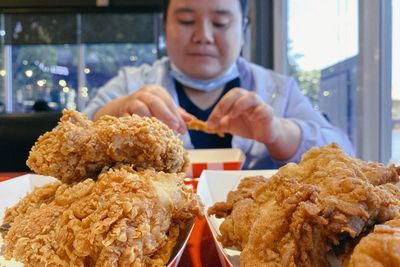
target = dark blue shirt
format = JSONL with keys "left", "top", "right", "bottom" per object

{"left": 175, "top": 78, "right": 240, "bottom": 148}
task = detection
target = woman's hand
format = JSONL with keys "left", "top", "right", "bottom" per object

{"left": 207, "top": 88, "right": 301, "bottom": 160}
{"left": 93, "top": 85, "right": 188, "bottom": 134}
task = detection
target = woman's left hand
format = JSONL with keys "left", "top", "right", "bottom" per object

{"left": 207, "top": 88, "right": 277, "bottom": 144}
{"left": 207, "top": 88, "right": 301, "bottom": 160}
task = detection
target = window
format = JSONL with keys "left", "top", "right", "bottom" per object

{"left": 392, "top": 0, "right": 400, "bottom": 163}
{"left": 11, "top": 45, "right": 78, "bottom": 111}
{"left": 286, "top": 0, "right": 394, "bottom": 162}
{"left": 0, "top": 12, "right": 159, "bottom": 112}
{"left": 287, "top": 0, "right": 358, "bottom": 144}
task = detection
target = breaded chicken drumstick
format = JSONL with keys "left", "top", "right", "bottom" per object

{"left": 27, "top": 110, "right": 189, "bottom": 183}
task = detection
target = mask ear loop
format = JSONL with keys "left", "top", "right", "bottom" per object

{"left": 243, "top": 16, "right": 250, "bottom": 33}
{"left": 241, "top": 16, "right": 250, "bottom": 54}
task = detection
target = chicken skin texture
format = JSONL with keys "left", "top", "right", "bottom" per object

{"left": 208, "top": 143, "right": 400, "bottom": 267}
{"left": 344, "top": 218, "right": 400, "bottom": 267}
{"left": 27, "top": 110, "right": 189, "bottom": 183}
{"left": 2, "top": 166, "right": 203, "bottom": 267}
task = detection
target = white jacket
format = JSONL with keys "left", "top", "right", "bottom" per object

{"left": 83, "top": 57, "right": 354, "bottom": 169}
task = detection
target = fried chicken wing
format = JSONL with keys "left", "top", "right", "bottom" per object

{"left": 187, "top": 117, "right": 224, "bottom": 137}
{"left": 3, "top": 166, "right": 203, "bottom": 267}
{"left": 27, "top": 110, "right": 189, "bottom": 183}
{"left": 208, "top": 143, "right": 400, "bottom": 267}
{"left": 344, "top": 218, "right": 400, "bottom": 267}
{"left": 207, "top": 176, "right": 269, "bottom": 250}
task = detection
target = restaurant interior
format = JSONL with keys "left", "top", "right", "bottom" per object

{"left": 0, "top": 0, "right": 399, "bottom": 266}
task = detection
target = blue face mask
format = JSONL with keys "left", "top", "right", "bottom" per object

{"left": 170, "top": 62, "right": 240, "bottom": 92}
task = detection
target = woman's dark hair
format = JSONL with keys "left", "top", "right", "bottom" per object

{"left": 32, "top": 99, "right": 52, "bottom": 112}
{"left": 163, "top": 0, "right": 249, "bottom": 22}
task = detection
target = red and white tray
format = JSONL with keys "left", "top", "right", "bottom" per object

{"left": 186, "top": 148, "right": 245, "bottom": 178}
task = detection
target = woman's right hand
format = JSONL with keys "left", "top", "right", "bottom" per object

{"left": 93, "top": 85, "right": 187, "bottom": 134}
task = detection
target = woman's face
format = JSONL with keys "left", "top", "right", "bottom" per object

{"left": 165, "top": 0, "right": 243, "bottom": 80}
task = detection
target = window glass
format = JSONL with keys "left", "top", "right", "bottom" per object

{"left": 12, "top": 45, "right": 78, "bottom": 112}
{"left": 5, "top": 14, "right": 77, "bottom": 45}
{"left": 288, "top": 0, "right": 358, "bottom": 145}
{"left": 392, "top": 0, "right": 400, "bottom": 163}
{"left": 81, "top": 13, "right": 155, "bottom": 44}
{"left": 0, "top": 17, "right": 4, "bottom": 113}
{"left": 0, "top": 12, "right": 159, "bottom": 112}
{"left": 83, "top": 43, "right": 157, "bottom": 108}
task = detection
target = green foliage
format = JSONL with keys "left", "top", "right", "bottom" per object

{"left": 288, "top": 53, "right": 321, "bottom": 107}
{"left": 393, "top": 99, "right": 400, "bottom": 121}
{"left": 295, "top": 69, "right": 321, "bottom": 105}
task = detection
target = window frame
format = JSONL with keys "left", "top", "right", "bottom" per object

{"left": 0, "top": 0, "right": 163, "bottom": 10}
{"left": 0, "top": 6, "right": 162, "bottom": 112}
{"left": 357, "top": 0, "right": 392, "bottom": 163}
{"left": 273, "top": 0, "right": 393, "bottom": 163}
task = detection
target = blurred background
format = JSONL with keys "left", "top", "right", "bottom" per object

{"left": 0, "top": 0, "right": 397, "bottom": 164}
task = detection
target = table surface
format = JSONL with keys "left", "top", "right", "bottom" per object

{"left": 0, "top": 172, "right": 223, "bottom": 267}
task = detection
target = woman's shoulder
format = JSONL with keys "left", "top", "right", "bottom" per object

{"left": 116, "top": 57, "right": 171, "bottom": 86}
{"left": 237, "top": 57, "right": 295, "bottom": 92}
{"left": 248, "top": 61, "right": 291, "bottom": 82}
{"left": 120, "top": 57, "right": 169, "bottom": 76}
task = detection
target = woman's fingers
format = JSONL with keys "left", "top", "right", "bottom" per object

{"left": 179, "top": 107, "right": 194, "bottom": 121}
{"left": 146, "top": 85, "right": 187, "bottom": 133}
{"left": 125, "top": 99, "right": 152, "bottom": 117}
{"left": 253, "top": 104, "right": 274, "bottom": 123}
{"left": 206, "top": 88, "right": 277, "bottom": 143}
{"left": 207, "top": 88, "right": 246, "bottom": 127}
{"left": 137, "top": 92, "right": 180, "bottom": 130}
{"left": 146, "top": 86, "right": 186, "bottom": 127}
{"left": 122, "top": 85, "right": 187, "bottom": 133}
{"left": 208, "top": 89, "right": 266, "bottom": 127}
{"left": 228, "top": 92, "right": 263, "bottom": 118}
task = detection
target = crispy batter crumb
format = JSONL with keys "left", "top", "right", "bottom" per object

{"left": 187, "top": 117, "right": 224, "bottom": 137}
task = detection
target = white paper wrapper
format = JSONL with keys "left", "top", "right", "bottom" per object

{"left": 197, "top": 170, "right": 276, "bottom": 267}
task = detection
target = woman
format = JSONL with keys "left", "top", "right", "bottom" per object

{"left": 83, "top": 0, "right": 353, "bottom": 169}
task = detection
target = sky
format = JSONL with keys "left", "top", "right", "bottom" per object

{"left": 288, "top": 0, "right": 399, "bottom": 100}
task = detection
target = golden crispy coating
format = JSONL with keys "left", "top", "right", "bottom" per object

{"left": 187, "top": 117, "right": 224, "bottom": 137}
{"left": 3, "top": 166, "right": 203, "bottom": 267}
{"left": 208, "top": 143, "right": 400, "bottom": 267}
{"left": 207, "top": 176, "right": 268, "bottom": 250}
{"left": 344, "top": 218, "right": 400, "bottom": 267}
{"left": 27, "top": 110, "right": 189, "bottom": 183}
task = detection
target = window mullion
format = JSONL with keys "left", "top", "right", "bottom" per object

{"left": 273, "top": 0, "right": 288, "bottom": 75}
{"left": 77, "top": 13, "right": 86, "bottom": 111}
{"left": 357, "top": 0, "right": 392, "bottom": 163}
{"left": 4, "top": 44, "right": 12, "bottom": 112}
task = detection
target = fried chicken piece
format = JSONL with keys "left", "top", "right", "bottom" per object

{"left": 1, "top": 181, "right": 61, "bottom": 239}
{"left": 187, "top": 117, "right": 224, "bottom": 137}
{"left": 208, "top": 143, "right": 400, "bottom": 267}
{"left": 344, "top": 218, "right": 400, "bottom": 267}
{"left": 3, "top": 166, "right": 203, "bottom": 267}
{"left": 207, "top": 176, "right": 269, "bottom": 250}
{"left": 27, "top": 110, "right": 189, "bottom": 183}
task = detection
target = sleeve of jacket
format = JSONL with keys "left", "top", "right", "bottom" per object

{"left": 272, "top": 77, "right": 354, "bottom": 166}
{"left": 82, "top": 66, "right": 146, "bottom": 120}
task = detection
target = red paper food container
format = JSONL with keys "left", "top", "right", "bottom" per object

{"left": 0, "top": 175, "right": 195, "bottom": 267}
{"left": 166, "top": 218, "right": 195, "bottom": 267}
{"left": 186, "top": 148, "right": 245, "bottom": 178}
